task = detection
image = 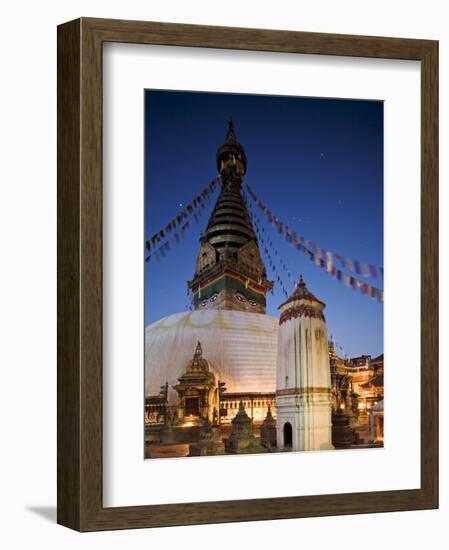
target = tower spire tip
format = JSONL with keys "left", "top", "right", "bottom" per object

{"left": 226, "top": 117, "right": 236, "bottom": 141}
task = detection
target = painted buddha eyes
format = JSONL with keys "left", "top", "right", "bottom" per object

{"left": 234, "top": 293, "right": 256, "bottom": 307}
{"left": 201, "top": 292, "right": 257, "bottom": 307}
{"left": 201, "top": 293, "right": 219, "bottom": 307}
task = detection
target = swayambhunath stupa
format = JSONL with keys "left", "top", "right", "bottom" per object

{"left": 144, "top": 119, "right": 384, "bottom": 458}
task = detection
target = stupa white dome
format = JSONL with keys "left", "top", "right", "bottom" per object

{"left": 145, "top": 309, "right": 279, "bottom": 403}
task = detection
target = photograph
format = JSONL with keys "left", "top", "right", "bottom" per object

{"left": 143, "top": 89, "right": 384, "bottom": 459}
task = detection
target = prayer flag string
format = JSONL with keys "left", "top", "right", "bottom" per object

{"left": 245, "top": 197, "right": 291, "bottom": 299}
{"left": 145, "top": 176, "right": 220, "bottom": 251}
{"left": 245, "top": 181, "right": 383, "bottom": 281}
{"left": 244, "top": 184, "right": 384, "bottom": 303}
{"left": 145, "top": 198, "right": 209, "bottom": 263}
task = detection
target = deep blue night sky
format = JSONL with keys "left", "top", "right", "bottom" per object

{"left": 144, "top": 90, "right": 383, "bottom": 358}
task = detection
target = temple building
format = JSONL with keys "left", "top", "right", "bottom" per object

{"left": 330, "top": 352, "right": 384, "bottom": 415}
{"left": 145, "top": 121, "right": 278, "bottom": 430}
{"left": 329, "top": 347, "right": 384, "bottom": 445}
{"left": 173, "top": 342, "right": 219, "bottom": 426}
{"left": 359, "top": 354, "right": 383, "bottom": 403}
{"left": 329, "top": 342, "right": 352, "bottom": 412}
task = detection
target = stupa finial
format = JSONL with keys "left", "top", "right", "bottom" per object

{"left": 194, "top": 341, "right": 203, "bottom": 359}
{"left": 226, "top": 117, "right": 236, "bottom": 142}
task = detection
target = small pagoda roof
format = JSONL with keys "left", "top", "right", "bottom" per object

{"left": 174, "top": 342, "right": 216, "bottom": 389}
{"left": 279, "top": 275, "right": 325, "bottom": 308}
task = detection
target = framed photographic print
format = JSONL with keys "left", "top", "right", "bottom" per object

{"left": 57, "top": 17, "right": 438, "bottom": 531}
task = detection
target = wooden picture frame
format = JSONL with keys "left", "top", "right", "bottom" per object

{"left": 57, "top": 17, "right": 438, "bottom": 531}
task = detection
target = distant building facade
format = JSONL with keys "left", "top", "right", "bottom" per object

{"left": 329, "top": 346, "right": 384, "bottom": 443}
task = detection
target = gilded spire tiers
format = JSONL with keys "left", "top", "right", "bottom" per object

{"left": 188, "top": 120, "right": 273, "bottom": 313}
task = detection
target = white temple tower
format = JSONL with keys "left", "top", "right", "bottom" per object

{"left": 275, "top": 276, "right": 333, "bottom": 451}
